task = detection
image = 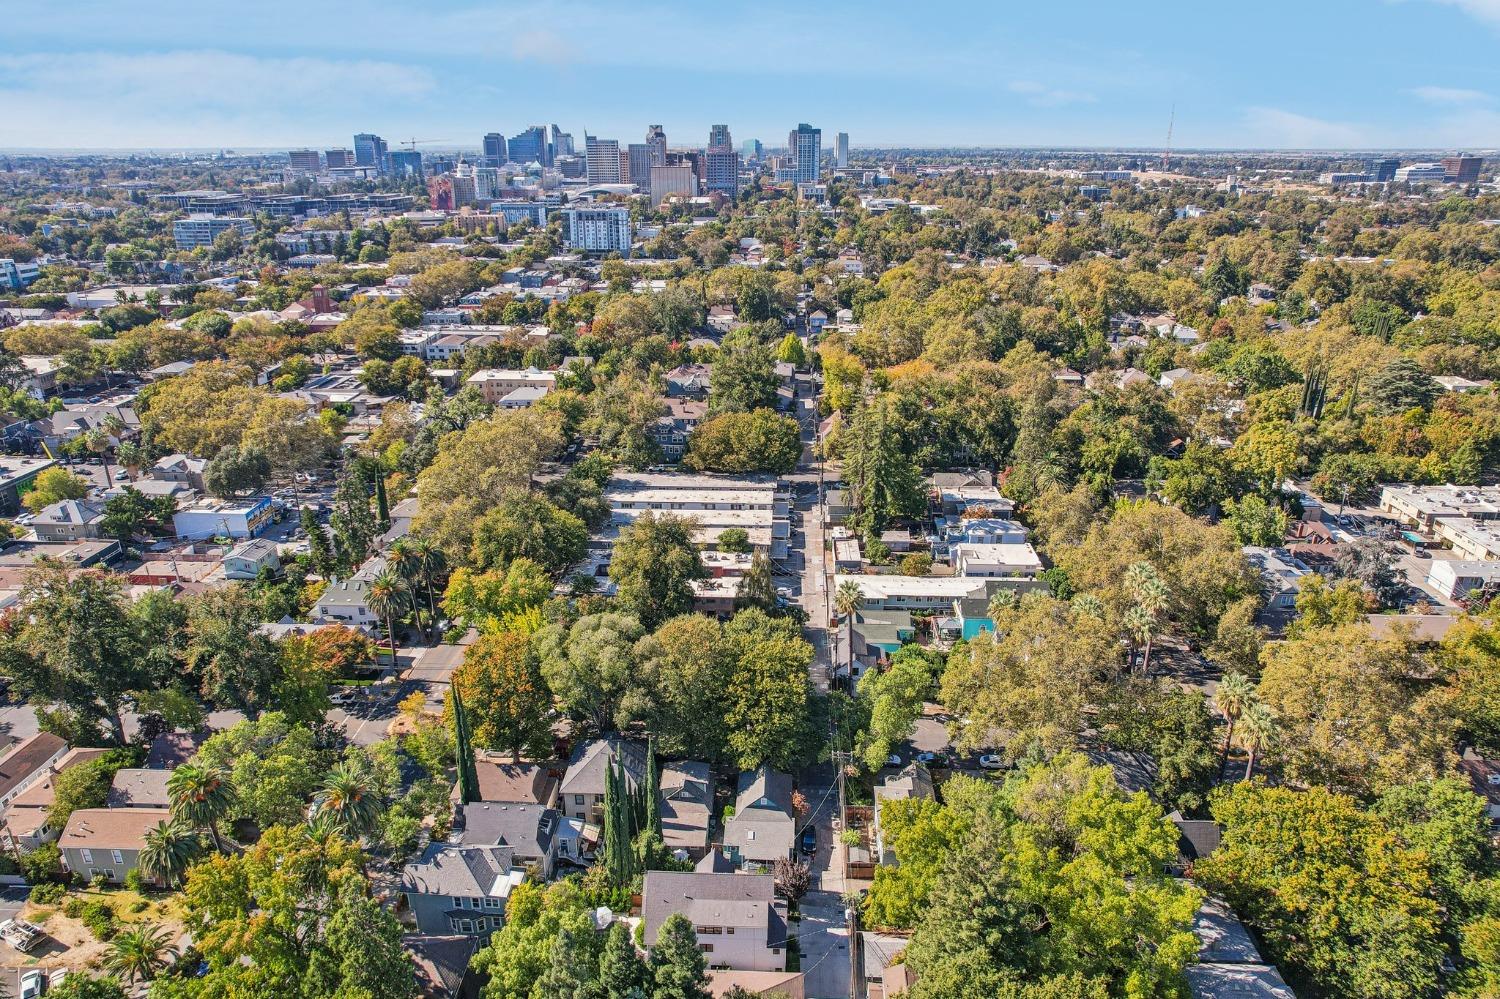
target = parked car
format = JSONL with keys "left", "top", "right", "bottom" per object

{"left": 915, "top": 751, "right": 944, "bottom": 766}
{"left": 978, "top": 755, "right": 1006, "bottom": 770}
{"left": 113, "top": 470, "right": 130, "bottom": 481}
{"left": 799, "top": 826, "right": 817, "bottom": 856}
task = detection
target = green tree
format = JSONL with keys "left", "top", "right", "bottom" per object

{"left": 865, "top": 796, "right": 972, "bottom": 928}
{"left": 533, "top": 927, "right": 598, "bottom": 999}
{"left": 470, "top": 491, "right": 588, "bottom": 575}
{"left": 203, "top": 443, "right": 271, "bottom": 498}
{"left": 1367, "top": 357, "right": 1441, "bottom": 413}
{"left": 723, "top": 615, "right": 814, "bottom": 771}
{"left": 453, "top": 631, "right": 554, "bottom": 761}
{"left": 470, "top": 881, "right": 597, "bottom": 999}
{"left": 534, "top": 613, "right": 650, "bottom": 733}
{"left": 139, "top": 819, "right": 201, "bottom": 888}
{"left": 683, "top": 410, "right": 802, "bottom": 475}
{"left": 597, "top": 922, "right": 649, "bottom": 999}
{"left": 23, "top": 466, "right": 89, "bottom": 512}
{"left": 633, "top": 614, "right": 732, "bottom": 761}
{"left": 856, "top": 653, "right": 930, "bottom": 772}
{"left": 1223, "top": 494, "right": 1289, "bottom": 547}
{"left": 1197, "top": 782, "right": 1445, "bottom": 999}
{"left": 104, "top": 923, "right": 179, "bottom": 983}
{"left": 168, "top": 762, "right": 237, "bottom": 853}
{"left": 775, "top": 332, "right": 807, "bottom": 367}
{"left": 1213, "top": 671, "right": 1256, "bottom": 761}
{"left": 312, "top": 760, "right": 384, "bottom": 838}
{"left": 38, "top": 976, "right": 126, "bottom": 999}
{"left": 608, "top": 513, "right": 706, "bottom": 629}
{"left": 194, "top": 713, "right": 331, "bottom": 831}
{"left": 651, "top": 913, "right": 711, "bottom": 999}
{"left": 717, "top": 528, "right": 751, "bottom": 554}
{"left": 709, "top": 334, "right": 779, "bottom": 414}
{"left": 366, "top": 568, "right": 410, "bottom": 668}
{"left": 841, "top": 396, "right": 925, "bottom": 533}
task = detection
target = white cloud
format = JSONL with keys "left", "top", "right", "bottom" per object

{"left": 1241, "top": 107, "right": 1370, "bottom": 148}
{"left": 1008, "top": 80, "right": 1097, "bottom": 107}
{"left": 1409, "top": 85, "right": 1491, "bottom": 104}
{"left": 508, "top": 28, "right": 572, "bottom": 66}
{"left": 1423, "top": 0, "right": 1500, "bottom": 25}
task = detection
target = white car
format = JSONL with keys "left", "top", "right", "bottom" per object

{"left": 978, "top": 755, "right": 1006, "bottom": 770}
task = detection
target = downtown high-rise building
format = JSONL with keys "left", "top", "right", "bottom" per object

{"left": 646, "top": 125, "right": 667, "bottom": 166}
{"left": 741, "top": 138, "right": 763, "bottom": 161}
{"left": 551, "top": 124, "right": 575, "bottom": 158}
{"left": 325, "top": 148, "right": 352, "bottom": 168}
{"left": 626, "top": 144, "right": 652, "bottom": 186}
{"left": 482, "top": 132, "right": 507, "bottom": 166}
{"left": 836, "top": 132, "right": 849, "bottom": 169}
{"left": 288, "top": 149, "right": 321, "bottom": 172}
{"left": 353, "top": 133, "right": 388, "bottom": 173}
{"left": 705, "top": 124, "right": 739, "bottom": 198}
{"left": 508, "top": 126, "right": 548, "bottom": 166}
{"left": 788, "top": 123, "right": 821, "bottom": 183}
{"left": 585, "top": 135, "right": 623, "bottom": 184}
{"left": 389, "top": 150, "right": 423, "bottom": 178}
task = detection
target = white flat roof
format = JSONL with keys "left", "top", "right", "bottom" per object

{"left": 834, "top": 574, "right": 989, "bottom": 599}
{"left": 953, "top": 542, "right": 1042, "bottom": 563}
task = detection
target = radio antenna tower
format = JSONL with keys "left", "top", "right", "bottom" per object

{"left": 1162, "top": 104, "right": 1175, "bottom": 172}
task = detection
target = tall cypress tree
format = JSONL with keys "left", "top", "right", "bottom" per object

{"left": 644, "top": 735, "right": 661, "bottom": 839}
{"left": 453, "top": 686, "right": 478, "bottom": 805}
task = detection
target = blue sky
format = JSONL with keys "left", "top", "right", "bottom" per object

{"left": 2, "top": 0, "right": 1499, "bottom": 151}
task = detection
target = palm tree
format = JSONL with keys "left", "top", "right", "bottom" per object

{"left": 1239, "top": 702, "right": 1277, "bottom": 781}
{"left": 987, "top": 588, "right": 1020, "bottom": 626}
{"left": 1213, "top": 672, "right": 1255, "bottom": 762}
{"left": 139, "top": 819, "right": 200, "bottom": 888}
{"left": 1124, "top": 562, "right": 1169, "bottom": 673}
{"left": 834, "top": 580, "right": 864, "bottom": 686}
{"left": 366, "top": 568, "right": 411, "bottom": 670}
{"left": 167, "top": 763, "right": 236, "bottom": 853}
{"left": 104, "top": 923, "right": 179, "bottom": 983}
{"left": 313, "top": 760, "right": 384, "bottom": 837}
{"left": 408, "top": 535, "right": 446, "bottom": 640}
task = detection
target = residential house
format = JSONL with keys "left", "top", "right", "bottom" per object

{"left": 0, "top": 733, "right": 68, "bottom": 807}
{"left": 59, "top": 807, "right": 174, "bottom": 884}
{"left": 722, "top": 768, "right": 796, "bottom": 870}
{"left": 560, "top": 737, "right": 647, "bottom": 825}
{"left": 222, "top": 538, "right": 281, "bottom": 580}
{"left": 872, "top": 764, "right": 934, "bottom": 865}
{"left": 641, "top": 871, "right": 789, "bottom": 972}
{"left": 665, "top": 364, "right": 712, "bottom": 399}
{"left": 406, "top": 934, "right": 482, "bottom": 999}
{"left": 313, "top": 556, "right": 387, "bottom": 627}
{"left": 106, "top": 769, "right": 173, "bottom": 808}
{"left": 32, "top": 499, "right": 106, "bottom": 542}
{"left": 707, "top": 971, "right": 805, "bottom": 999}
{"left": 1184, "top": 896, "right": 1296, "bottom": 999}
{"left": 467, "top": 757, "right": 561, "bottom": 808}
{"left": 1242, "top": 547, "right": 1310, "bottom": 622}
{"left": 458, "top": 802, "right": 565, "bottom": 876}
{"left": 847, "top": 610, "right": 915, "bottom": 677}
{"left": 465, "top": 369, "right": 556, "bottom": 407}
{"left": 834, "top": 574, "right": 1043, "bottom": 615}
{"left": 652, "top": 398, "right": 708, "bottom": 462}
{"left": 402, "top": 844, "right": 526, "bottom": 937}
{"left": 0, "top": 748, "right": 110, "bottom": 852}
{"left": 1458, "top": 748, "right": 1500, "bottom": 824}
{"left": 150, "top": 454, "right": 207, "bottom": 492}
{"left": 142, "top": 731, "right": 208, "bottom": 770}
{"left": 659, "top": 761, "right": 714, "bottom": 860}
{"left": 952, "top": 542, "right": 1043, "bottom": 578}
{"left": 1427, "top": 559, "right": 1500, "bottom": 602}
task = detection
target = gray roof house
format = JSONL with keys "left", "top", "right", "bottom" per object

{"left": 642, "top": 871, "right": 789, "bottom": 972}
{"left": 313, "top": 556, "right": 386, "bottom": 627}
{"left": 660, "top": 761, "right": 714, "bottom": 859}
{"left": 457, "top": 801, "right": 563, "bottom": 876}
{"left": 559, "top": 737, "right": 647, "bottom": 825}
{"left": 1184, "top": 895, "right": 1297, "bottom": 999}
{"left": 223, "top": 538, "right": 282, "bottom": 580}
{"left": 723, "top": 768, "right": 796, "bottom": 869}
{"left": 401, "top": 844, "right": 526, "bottom": 938}
{"left": 872, "top": 764, "right": 934, "bottom": 866}
{"left": 32, "top": 499, "right": 106, "bottom": 542}
{"left": 106, "top": 769, "right": 174, "bottom": 808}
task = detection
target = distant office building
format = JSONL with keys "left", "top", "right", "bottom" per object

{"left": 1319, "top": 171, "right": 1373, "bottom": 185}
{"left": 353, "top": 133, "right": 388, "bottom": 173}
{"left": 482, "top": 132, "right": 507, "bottom": 167}
{"left": 389, "top": 150, "right": 423, "bottom": 178}
{"left": 836, "top": 132, "right": 849, "bottom": 168}
{"left": 0, "top": 258, "right": 41, "bottom": 291}
{"left": 172, "top": 214, "right": 254, "bottom": 250}
{"left": 565, "top": 206, "right": 632, "bottom": 254}
{"left": 650, "top": 164, "right": 698, "bottom": 205}
{"left": 1369, "top": 158, "right": 1399, "bottom": 182}
{"left": 509, "top": 126, "right": 547, "bottom": 166}
{"left": 324, "top": 149, "right": 352, "bottom": 169}
{"left": 551, "top": 125, "right": 574, "bottom": 158}
{"left": 557, "top": 155, "right": 587, "bottom": 179}
{"left": 474, "top": 166, "right": 501, "bottom": 200}
{"left": 788, "top": 123, "right": 821, "bottom": 183}
{"left": 741, "top": 138, "right": 763, "bottom": 161}
{"left": 586, "top": 135, "right": 623, "bottom": 184}
{"left": 1442, "top": 155, "right": 1483, "bottom": 183}
{"left": 645, "top": 125, "right": 667, "bottom": 167}
{"left": 1395, "top": 162, "right": 1447, "bottom": 183}
{"left": 626, "top": 144, "right": 652, "bottom": 186}
{"left": 288, "top": 149, "right": 321, "bottom": 172}
{"left": 451, "top": 165, "right": 477, "bottom": 207}
{"left": 492, "top": 202, "right": 548, "bottom": 226}
{"left": 705, "top": 124, "right": 739, "bottom": 197}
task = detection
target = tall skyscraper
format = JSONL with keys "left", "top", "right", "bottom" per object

{"left": 508, "top": 126, "right": 547, "bottom": 166}
{"left": 741, "top": 139, "right": 763, "bottom": 162}
{"left": 585, "top": 135, "right": 623, "bottom": 184}
{"left": 646, "top": 125, "right": 667, "bottom": 167}
{"left": 551, "top": 125, "right": 575, "bottom": 158}
{"left": 788, "top": 124, "right": 821, "bottom": 183}
{"left": 836, "top": 132, "right": 849, "bottom": 169}
{"left": 705, "top": 125, "right": 739, "bottom": 198}
{"left": 325, "top": 148, "right": 352, "bottom": 168}
{"left": 353, "top": 133, "right": 389, "bottom": 173}
{"left": 389, "top": 150, "right": 423, "bottom": 177}
{"left": 627, "top": 144, "right": 652, "bottom": 186}
{"left": 482, "top": 133, "right": 507, "bottom": 167}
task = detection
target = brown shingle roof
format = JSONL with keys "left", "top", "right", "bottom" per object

{"left": 0, "top": 733, "right": 66, "bottom": 799}
{"left": 60, "top": 808, "right": 172, "bottom": 852}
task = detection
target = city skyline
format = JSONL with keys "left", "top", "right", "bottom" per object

{"left": 4, "top": 0, "right": 1500, "bottom": 151}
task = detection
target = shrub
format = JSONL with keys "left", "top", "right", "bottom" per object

{"left": 124, "top": 868, "right": 145, "bottom": 894}
{"left": 128, "top": 899, "right": 149, "bottom": 914}
{"left": 80, "top": 899, "right": 117, "bottom": 941}
{"left": 28, "top": 882, "right": 66, "bottom": 906}
{"left": 18, "top": 842, "right": 61, "bottom": 884}
{"left": 62, "top": 897, "right": 86, "bottom": 918}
